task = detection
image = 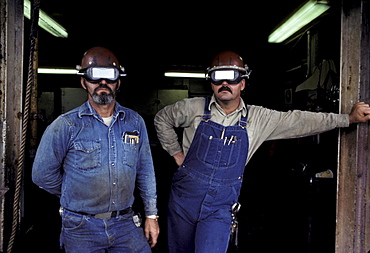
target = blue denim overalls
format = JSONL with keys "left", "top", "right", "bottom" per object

{"left": 167, "top": 97, "right": 249, "bottom": 253}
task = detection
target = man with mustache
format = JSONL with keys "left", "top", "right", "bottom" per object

{"left": 154, "top": 50, "right": 370, "bottom": 253}
{"left": 32, "top": 47, "right": 159, "bottom": 252}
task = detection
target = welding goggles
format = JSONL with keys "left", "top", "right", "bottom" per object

{"left": 208, "top": 69, "right": 245, "bottom": 85}
{"left": 77, "top": 67, "right": 126, "bottom": 84}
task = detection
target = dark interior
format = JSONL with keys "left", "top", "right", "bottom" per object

{"left": 18, "top": 1, "right": 341, "bottom": 252}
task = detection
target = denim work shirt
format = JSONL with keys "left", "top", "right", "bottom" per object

{"left": 32, "top": 101, "right": 158, "bottom": 216}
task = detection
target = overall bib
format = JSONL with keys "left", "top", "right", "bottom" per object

{"left": 167, "top": 97, "right": 249, "bottom": 253}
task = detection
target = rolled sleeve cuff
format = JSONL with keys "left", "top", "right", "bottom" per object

{"left": 144, "top": 199, "right": 158, "bottom": 217}
{"left": 163, "top": 142, "right": 183, "bottom": 157}
{"left": 337, "top": 114, "right": 350, "bottom": 128}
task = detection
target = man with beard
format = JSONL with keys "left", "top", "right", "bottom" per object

{"left": 32, "top": 47, "right": 159, "bottom": 252}
{"left": 154, "top": 50, "right": 370, "bottom": 253}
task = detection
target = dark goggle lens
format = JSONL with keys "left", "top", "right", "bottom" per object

{"left": 81, "top": 67, "right": 120, "bottom": 83}
{"left": 84, "top": 77, "right": 118, "bottom": 84}
{"left": 210, "top": 70, "right": 243, "bottom": 85}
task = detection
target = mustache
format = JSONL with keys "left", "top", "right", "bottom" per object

{"left": 94, "top": 84, "right": 113, "bottom": 94}
{"left": 218, "top": 86, "right": 232, "bottom": 93}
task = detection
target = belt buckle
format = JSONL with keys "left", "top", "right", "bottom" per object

{"left": 95, "top": 211, "right": 114, "bottom": 219}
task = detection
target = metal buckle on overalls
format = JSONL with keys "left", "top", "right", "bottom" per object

{"left": 202, "top": 114, "right": 212, "bottom": 122}
{"left": 238, "top": 120, "right": 247, "bottom": 129}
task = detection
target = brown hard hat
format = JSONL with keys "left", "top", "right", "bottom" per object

{"left": 207, "top": 51, "right": 247, "bottom": 73}
{"left": 80, "top": 47, "right": 121, "bottom": 70}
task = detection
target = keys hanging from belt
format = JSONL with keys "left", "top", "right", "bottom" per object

{"left": 231, "top": 202, "right": 241, "bottom": 232}
{"left": 230, "top": 202, "right": 241, "bottom": 247}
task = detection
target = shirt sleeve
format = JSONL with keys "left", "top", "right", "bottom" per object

{"left": 154, "top": 98, "right": 199, "bottom": 156}
{"left": 32, "top": 116, "right": 69, "bottom": 197}
{"left": 245, "top": 106, "right": 349, "bottom": 163}
{"left": 250, "top": 106, "right": 350, "bottom": 141}
{"left": 136, "top": 115, "right": 158, "bottom": 216}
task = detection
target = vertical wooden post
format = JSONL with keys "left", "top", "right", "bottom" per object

{"left": 29, "top": 38, "right": 38, "bottom": 165}
{"left": 336, "top": 0, "right": 370, "bottom": 252}
{"left": 0, "top": 0, "right": 24, "bottom": 251}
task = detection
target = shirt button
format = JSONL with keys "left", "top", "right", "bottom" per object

{"left": 111, "top": 163, "right": 115, "bottom": 166}
{"left": 238, "top": 176, "right": 242, "bottom": 180}
{"left": 113, "top": 182, "right": 116, "bottom": 186}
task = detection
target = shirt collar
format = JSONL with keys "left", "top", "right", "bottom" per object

{"left": 78, "top": 101, "right": 126, "bottom": 120}
{"left": 209, "top": 94, "right": 247, "bottom": 117}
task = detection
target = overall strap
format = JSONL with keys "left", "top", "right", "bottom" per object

{"left": 202, "top": 96, "right": 248, "bottom": 127}
{"left": 238, "top": 107, "right": 248, "bottom": 128}
{"left": 202, "top": 97, "right": 212, "bottom": 121}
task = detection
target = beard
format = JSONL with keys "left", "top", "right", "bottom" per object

{"left": 91, "top": 84, "right": 116, "bottom": 105}
{"left": 92, "top": 92, "right": 114, "bottom": 105}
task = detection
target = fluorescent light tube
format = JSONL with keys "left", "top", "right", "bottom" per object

{"left": 268, "top": 0, "right": 330, "bottom": 43}
{"left": 24, "top": 0, "right": 68, "bottom": 38}
{"left": 165, "top": 72, "right": 205, "bottom": 78}
{"left": 38, "top": 68, "right": 77, "bottom": 74}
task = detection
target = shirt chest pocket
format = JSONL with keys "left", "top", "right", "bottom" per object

{"left": 122, "top": 141, "right": 139, "bottom": 168}
{"left": 73, "top": 140, "right": 102, "bottom": 171}
{"left": 121, "top": 131, "right": 140, "bottom": 168}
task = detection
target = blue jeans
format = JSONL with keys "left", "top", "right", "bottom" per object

{"left": 61, "top": 209, "right": 151, "bottom": 253}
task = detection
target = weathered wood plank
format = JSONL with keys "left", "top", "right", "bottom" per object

{"left": 336, "top": 0, "right": 370, "bottom": 252}
{"left": 0, "top": 0, "right": 24, "bottom": 251}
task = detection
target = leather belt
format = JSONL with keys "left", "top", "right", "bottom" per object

{"left": 65, "top": 207, "right": 132, "bottom": 219}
